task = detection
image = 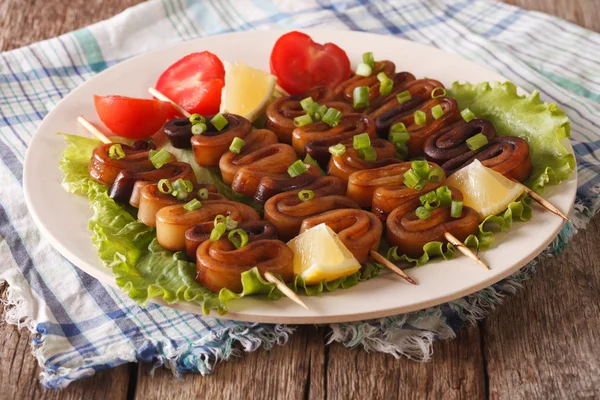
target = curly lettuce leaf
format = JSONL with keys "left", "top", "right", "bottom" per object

{"left": 58, "top": 133, "right": 102, "bottom": 195}
{"left": 449, "top": 81, "right": 575, "bottom": 193}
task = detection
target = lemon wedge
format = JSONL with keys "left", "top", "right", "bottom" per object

{"left": 287, "top": 223, "right": 361, "bottom": 285}
{"left": 446, "top": 159, "right": 526, "bottom": 220}
{"left": 220, "top": 61, "right": 277, "bottom": 122}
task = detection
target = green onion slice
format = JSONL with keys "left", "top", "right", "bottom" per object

{"left": 355, "top": 63, "right": 373, "bottom": 77}
{"left": 431, "top": 87, "right": 447, "bottom": 99}
{"left": 362, "top": 51, "right": 375, "bottom": 68}
{"left": 183, "top": 199, "right": 202, "bottom": 212}
{"left": 396, "top": 90, "right": 411, "bottom": 104}
{"left": 157, "top": 179, "right": 173, "bottom": 194}
{"left": 359, "top": 146, "right": 377, "bottom": 161}
{"left": 210, "top": 113, "right": 229, "bottom": 131}
{"left": 210, "top": 222, "right": 227, "bottom": 241}
{"left": 108, "top": 144, "right": 125, "bottom": 160}
{"left": 414, "top": 110, "right": 427, "bottom": 126}
{"left": 288, "top": 160, "right": 308, "bottom": 177}
{"left": 298, "top": 189, "right": 315, "bottom": 202}
{"left": 225, "top": 216, "right": 238, "bottom": 231}
{"left": 189, "top": 113, "right": 205, "bottom": 124}
{"left": 174, "top": 178, "right": 193, "bottom": 193}
{"left": 461, "top": 108, "right": 476, "bottom": 123}
{"left": 391, "top": 122, "right": 408, "bottom": 133}
{"left": 403, "top": 168, "right": 421, "bottom": 188}
{"left": 329, "top": 143, "right": 346, "bottom": 157}
{"left": 411, "top": 160, "right": 431, "bottom": 179}
{"left": 300, "top": 97, "right": 315, "bottom": 111}
{"left": 395, "top": 144, "right": 408, "bottom": 160}
{"left": 428, "top": 167, "right": 444, "bottom": 183}
{"left": 191, "top": 123, "right": 207, "bottom": 135}
{"left": 229, "top": 137, "right": 246, "bottom": 154}
{"left": 294, "top": 114, "right": 313, "bottom": 127}
{"left": 466, "top": 133, "right": 489, "bottom": 151}
{"left": 352, "top": 133, "right": 371, "bottom": 150}
{"left": 353, "top": 86, "right": 370, "bottom": 108}
{"left": 377, "top": 72, "right": 389, "bottom": 83}
{"left": 389, "top": 130, "right": 410, "bottom": 145}
{"left": 149, "top": 148, "right": 171, "bottom": 169}
{"left": 416, "top": 206, "right": 432, "bottom": 220}
{"left": 214, "top": 215, "right": 226, "bottom": 226}
{"left": 322, "top": 107, "right": 342, "bottom": 127}
{"left": 431, "top": 104, "right": 444, "bottom": 120}
{"left": 436, "top": 186, "right": 452, "bottom": 206}
{"left": 228, "top": 229, "right": 249, "bottom": 249}
{"left": 379, "top": 79, "right": 393, "bottom": 96}
{"left": 451, "top": 200, "right": 463, "bottom": 218}
{"left": 197, "top": 188, "right": 209, "bottom": 200}
{"left": 314, "top": 104, "right": 328, "bottom": 121}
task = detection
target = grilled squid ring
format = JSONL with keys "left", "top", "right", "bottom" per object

{"left": 254, "top": 169, "right": 321, "bottom": 204}
{"left": 362, "top": 72, "right": 416, "bottom": 115}
{"left": 155, "top": 199, "right": 260, "bottom": 251}
{"left": 88, "top": 141, "right": 169, "bottom": 186}
{"left": 196, "top": 235, "right": 294, "bottom": 293}
{"left": 264, "top": 176, "right": 360, "bottom": 241}
{"left": 371, "top": 79, "right": 444, "bottom": 134}
{"left": 191, "top": 113, "right": 252, "bottom": 167}
{"left": 185, "top": 220, "right": 278, "bottom": 261}
{"left": 219, "top": 129, "right": 299, "bottom": 197}
{"left": 294, "top": 114, "right": 377, "bottom": 167}
{"left": 300, "top": 209, "right": 383, "bottom": 264}
{"left": 110, "top": 162, "right": 197, "bottom": 205}
{"left": 138, "top": 183, "right": 222, "bottom": 227}
{"left": 441, "top": 136, "right": 533, "bottom": 182}
{"left": 423, "top": 119, "right": 495, "bottom": 164}
{"left": 334, "top": 61, "right": 396, "bottom": 103}
{"left": 327, "top": 138, "right": 400, "bottom": 183}
{"left": 265, "top": 87, "right": 354, "bottom": 144}
{"left": 386, "top": 187, "right": 480, "bottom": 258}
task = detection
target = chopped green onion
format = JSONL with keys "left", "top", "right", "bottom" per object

{"left": 329, "top": 143, "right": 346, "bottom": 157}
{"left": 450, "top": 200, "right": 463, "bottom": 218}
{"left": 304, "top": 154, "right": 326, "bottom": 176}
{"left": 288, "top": 160, "right": 308, "bottom": 177}
{"left": 403, "top": 168, "right": 421, "bottom": 188}
{"left": 174, "top": 178, "right": 193, "bottom": 193}
{"left": 191, "top": 123, "right": 207, "bottom": 135}
{"left": 466, "top": 133, "right": 489, "bottom": 151}
{"left": 298, "top": 189, "right": 314, "bottom": 202}
{"left": 157, "top": 179, "right": 173, "bottom": 194}
{"left": 108, "top": 144, "right": 125, "bottom": 160}
{"left": 396, "top": 90, "right": 411, "bottom": 104}
{"left": 461, "top": 108, "right": 476, "bottom": 123}
{"left": 210, "top": 222, "right": 227, "bottom": 241}
{"left": 183, "top": 199, "right": 202, "bottom": 212}
{"left": 377, "top": 72, "right": 389, "bottom": 83}
{"left": 431, "top": 105, "right": 444, "bottom": 120}
{"left": 420, "top": 191, "right": 441, "bottom": 211}
{"left": 414, "top": 110, "right": 427, "bottom": 126}
{"left": 229, "top": 137, "right": 246, "bottom": 154}
{"left": 228, "top": 229, "right": 249, "bottom": 249}
{"left": 189, "top": 113, "right": 205, "bottom": 124}
{"left": 431, "top": 87, "right": 447, "bottom": 99}
{"left": 300, "top": 97, "right": 315, "bottom": 111}
{"left": 314, "top": 105, "right": 328, "bottom": 121}
{"left": 428, "top": 167, "right": 444, "bottom": 183}
{"left": 294, "top": 114, "right": 313, "bottom": 127}
{"left": 395, "top": 144, "right": 408, "bottom": 160}
{"left": 389, "top": 130, "right": 410, "bottom": 145}
{"left": 411, "top": 160, "right": 431, "bottom": 179}
{"left": 197, "top": 188, "right": 209, "bottom": 200}
{"left": 391, "top": 122, "right": 407, "bottom": 133}
{"left": 210, "top": 113, "right": 229, "bottom": 131}
{"left": 359, "top": 146, "right": 377, "bottom": 161}
{"left": 214, "top": 215, "right": 226, "bottom": 226}
{"left": 413, "top": 180, "right": 428, "bottom": 191}
{"left": 353, "top": 133, "right": 371, "bottom": 150}
{"left": 353, "top": 86, "right": 370, "bottom": 108}
{"left": 149, "top": 148, "right": 171, "bottom": 169}
{"left": 225, "top": 216, "right": 238, "bottom": 230}
{"left": 362, "top": 51, "right": 375, "bottom": 68}
{"left": 416, "top": 206, "right": 432, "bottom": 220}
{"left": 355, "top": 63, "right": 373, "bottom": 77}
{"left": 380, "top": 78, "right": 393, "bottom": 96}
{"left": 436, "top": 186, "right": 452, "bottom": 206}
{"left": 322, "top": 107, "right": 343, "bottom": 127}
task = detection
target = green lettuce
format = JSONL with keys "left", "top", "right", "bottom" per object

{"left": 449, "top": 81, "right": 575, "bottom": 193}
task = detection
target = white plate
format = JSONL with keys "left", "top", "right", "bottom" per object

{"left": 23, "top": 29, "right": 576, "bottom": 324}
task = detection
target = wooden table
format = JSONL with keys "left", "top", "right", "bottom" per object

{"left": 1, "top": 1, "right": 599, "bottom": 399}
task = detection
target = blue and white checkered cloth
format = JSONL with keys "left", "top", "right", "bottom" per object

{"left": 1, "top": 0, "right": 599, "bottom": 389}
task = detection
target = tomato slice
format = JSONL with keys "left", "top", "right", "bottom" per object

{"left": 155, "top": 52, "right": 225, "bottom": 115}
{"left": 94, "top": 95, "right": 174, "bottom": 139}
{"left": 270, "top": 31, "right": 351, "bottom": 95}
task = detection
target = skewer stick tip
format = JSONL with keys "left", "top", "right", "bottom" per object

{"left": 444, "top": 232, "right": 490, "bottom": 270}
{"left": 263, "top": 271, "right": 309, "bottom": 310}
{"left": 370, "top": 251, "right": 417, "bottom": 285}
{"left": 524, "top": 187, "right": 571, "bottom": 223}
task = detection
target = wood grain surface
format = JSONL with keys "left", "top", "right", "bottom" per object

{"left": 1, "top": 1, "right": 599, "bottom": 399}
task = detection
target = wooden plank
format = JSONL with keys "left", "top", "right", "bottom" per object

{"left": 134, "top": 326, "right": 326, "bottom": 400}
{"left": 482, "top": 215, "right": 600, "bottom": 400}
{"left": 504, "top": 0, "right": 600, "bottom": 32}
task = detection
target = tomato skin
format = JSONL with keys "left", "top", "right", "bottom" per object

{"left": 94, "top": 95, "right": 174, "bottom": 139}
{"left": 155, "top": 52, "right": 225, "bottom": 115}
{"left": 270, "top": 31, "right": 351, "bottom": 95}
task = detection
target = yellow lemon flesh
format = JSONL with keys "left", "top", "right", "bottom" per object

{"left": 220, "top": 61, "right": 277, "bottom": 122}
{"left": 446, "top": 159, "right": 526, "bottom": 220}
{"left": 287, "top": 223, "right": 362, "bottom": 285}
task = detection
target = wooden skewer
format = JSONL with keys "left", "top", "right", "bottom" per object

{"left": 263, "top": 271, "right": 309, "bottom": 310}
{"left": 370, "top": 251, "right": 417, "bottom": 285}
{"left": 444, "top": 232, "right": 490, "bottom": 270}
{"left": 148, "top": 87, "right": 191, "bottom": 118}
{"left": 77, "top": 116, "right": 112, "bottom": 144}
{"left": 523, "top": 186, "right": 571, "bottom": 223}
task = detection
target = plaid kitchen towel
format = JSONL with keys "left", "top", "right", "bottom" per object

{"left": 1, "top": 0, "right": 599, "bottom": 389}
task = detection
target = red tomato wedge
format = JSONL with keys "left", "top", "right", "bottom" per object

{"left": 94, "top": 95, "right": 175, "bottom": 139}
{"left": 270, "top": 31, "right": 351, "bottom": 95}
{"left": 155, "top": 52, "right": 225, "bottom": 115}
